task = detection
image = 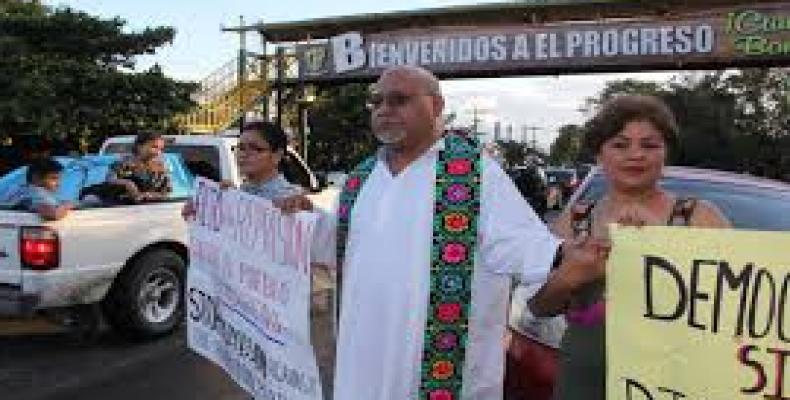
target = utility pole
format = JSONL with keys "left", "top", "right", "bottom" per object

{"left": 464, "top": 98, "right": 491, "bottom": 138}
{"left": 275, "top": 47, "right": 285, "bottom": 128}
{"left": 471, "top": 105, "right": 483, "bottom": 135}
{"left": 524, "top": 125, "right": 543, "bottom": 150}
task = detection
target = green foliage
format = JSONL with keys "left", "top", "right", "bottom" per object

{"left": 549, "top": 124, "right": 587, "bottom": 165}
{"left": 306, "top": 83, "right": 377, "bottom": 172}
{"left": 0, "top": 5, "right": 196, "bottom": 154}
{"left": 496, "top": 140, "right": 545, "bottom": 169}
{"left": 0, "top": 1, "right": 47, "bottom": 17}
{"left": 552, "top": 69, "right": 790, "bottom": 181}
{"left": 581, "top": 78, "right": 667, "bottom": 112}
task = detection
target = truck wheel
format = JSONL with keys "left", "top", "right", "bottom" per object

{"left": 104, "top": 248, "right": 185, "bottom": 340}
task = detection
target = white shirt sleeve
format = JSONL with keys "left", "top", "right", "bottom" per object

{"left": 509, "top": 282, "right": 567, "bottom": 349}
{"left": 478, "top": 155, "right": 561, "bottom": 284}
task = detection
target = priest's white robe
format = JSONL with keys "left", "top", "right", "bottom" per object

{"left": 313, "top": 137, "right": 560, "bottom": 400}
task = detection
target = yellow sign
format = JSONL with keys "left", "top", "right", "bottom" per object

{"left": 607, "top": 226, "right": 790, "bottom": 400}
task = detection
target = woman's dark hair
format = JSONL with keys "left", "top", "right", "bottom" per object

{"left": 584, "top": 95, "right": 679, "bottom": 154}
{"left": 241, "top": 121, "right": 288, "bottom": 153}
{"left": 133, "top": 131, "right": 163, "bottom": 154}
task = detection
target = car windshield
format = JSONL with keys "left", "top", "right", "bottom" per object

{"left": 546, "top": 169, "right": 575, "bottom": 182}
{"left": 578, "top": 174, "right": 790, "bottom": 231}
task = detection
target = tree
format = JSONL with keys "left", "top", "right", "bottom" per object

{"left": 723, "top": 69, "right": 790, "bottom": 179}
{"left": 306, "top": 83, "right": 377, "bottom": 172}
{"left": 663, "top": 73, "right": 739, "bottom": 169}
{"left": 0, "top": 4, "right": 197, "bottom": 155}
{"left": 549, "top": 124, "right": 587, "bottom": 165}
{"left": 557, "top": 69, "right": 790, "bottom": 181}
{"left": 495, "top": 140, "right": 542, "bottom": 169}
{"left": 582, "top": 78, "right": 667, "bottom": 113}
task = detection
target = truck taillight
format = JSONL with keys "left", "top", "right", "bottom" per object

{"left": 20, "top": 227, "right": 59, "bottom": 271}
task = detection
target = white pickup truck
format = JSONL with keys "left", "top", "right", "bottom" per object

{"left": 0, "top": 134, "right": 326, "bottom": 339}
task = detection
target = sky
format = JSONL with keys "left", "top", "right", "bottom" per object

{"left": 46, "top": 0, "right": 678, "bottom": 149}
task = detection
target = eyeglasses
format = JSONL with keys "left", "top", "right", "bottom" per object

{"left": 366, "top": 91, "right": 429, "bottom": 110}
{"left": 237, "top": 143, "right": 272, "bottom": 153}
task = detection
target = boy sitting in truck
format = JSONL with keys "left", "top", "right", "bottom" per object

{"left": 9, "top": 158, "right": 74, "bottom": 220}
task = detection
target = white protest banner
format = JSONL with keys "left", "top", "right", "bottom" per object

{"left": 187, "top": 177, "right": 322, "bottom": 400}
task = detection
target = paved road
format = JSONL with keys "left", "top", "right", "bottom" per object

{"left": 0, "top": 329, "right": 247, "bottom": 400}
{"left": 0, "top": 296, "right": 336, "bottom": 400}
{"left": 0, "top": 205, "right": 554, "bottom": 400}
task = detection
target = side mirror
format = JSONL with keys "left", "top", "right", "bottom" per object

{"left": 311, "top": 172, "right": 328, "bottom": 193}
{"left": 317, "top": 174, "right": 328, "bottom": 191}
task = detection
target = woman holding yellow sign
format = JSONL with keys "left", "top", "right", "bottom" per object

{"left": 550, "top": 95, "right": 731, "bottom": 400}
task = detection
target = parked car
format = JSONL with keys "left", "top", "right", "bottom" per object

{"left": 573, "top": 163, "right": 593, "bottom": 182}
{"left": 568, "top": 166, "right": 790, "bottom": 231}
{"left": 545, "top": 167, "right": 579, "bottom": 209}
{"left": 508, "top": 165, "right": 549, "bottom": 218}
{"left": 326, "top": 171, "right": 348, "bottom": 188}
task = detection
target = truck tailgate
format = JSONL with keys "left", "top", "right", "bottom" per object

{"left": 0, "top": 223, "right": 20, "bottom": 286}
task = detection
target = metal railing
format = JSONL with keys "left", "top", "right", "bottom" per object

{"left": 177, "top": 53, "right": 268, "bottom": 133}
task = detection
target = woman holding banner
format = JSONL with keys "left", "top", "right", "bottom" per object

{"left": 182, "top": 121, "right": 310, "bottom": 217}
{"left": 232, "top": 121, "right": 305, "bottom": 201}
{"left": 549, "top": 95, "right": 730, "bottom": 400}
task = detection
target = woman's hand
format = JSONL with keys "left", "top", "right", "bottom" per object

{"left": 528, "top": 237, "right": 611, "bottom": 318}
{"left": 556, "top": 235, "right": 612, "bottom": 291}
{"left": 273, "top": 194, "right": 313, "bottom": 214}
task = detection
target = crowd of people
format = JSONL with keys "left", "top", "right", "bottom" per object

{"left": 234, "top": 66, "right": 731, "bottom": 400}
{"left": 308, "top": 66, "right": 731, "bottom": 400}
{"left": 2, "top": 65, "right": 737, "bottom": 400}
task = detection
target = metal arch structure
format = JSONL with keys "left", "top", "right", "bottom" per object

{"left": 257, "top": 0, "right": 790, "bottom": 81}
{"left": 239, "top": 0, "right": 790, "bottom": 155}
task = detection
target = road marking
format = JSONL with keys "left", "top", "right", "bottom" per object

{"left": 0, "top": 318, "right": 62, "bottom": 336}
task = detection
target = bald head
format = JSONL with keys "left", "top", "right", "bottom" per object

{"left": 376, "top": 65, "right": 442, "bottom": 98}
{"left": 370, "top": 65, "right": 445, "bottom": 148}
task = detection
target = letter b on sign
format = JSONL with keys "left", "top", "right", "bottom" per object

{"left": 331, "top": 32, "right": 365, "bottom": 73}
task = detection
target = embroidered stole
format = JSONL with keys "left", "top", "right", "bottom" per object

{"left": 336, "top": 135, "right": 481, "bottom": 399}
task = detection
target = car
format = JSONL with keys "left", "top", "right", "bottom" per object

{"left": 0, "top": 134, "right": 333, "bottom": 340}
{"left": 573, "top": 163, "right": 593, "bottom": 182}
{"left": 568, "top": 166, "right": 790, "bottom": 231}
{"left": 325, "top": 171, "right": 348, "bottom": 188}
{"left": 0, "top": 154, "right": 196, "bottom": 338}
{"left": 508, "top": 165, "right": 549, "bottom": 218}
{"left": 545, "top": 167, "right": 580, "bottom": 209}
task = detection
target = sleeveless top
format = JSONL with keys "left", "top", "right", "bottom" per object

{"left": 554, "top": 197, "right": 698, "bottom": 400}
{"left": 109, "top": 156, "right": 172, "bottom": 195}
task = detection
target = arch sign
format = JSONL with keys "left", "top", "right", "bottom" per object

{"left": 297, "top": 3, "right": 790, "bottom": 81}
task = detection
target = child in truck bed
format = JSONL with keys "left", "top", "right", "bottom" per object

{"left": 8, "top": 158, "right": 73, "bottom": 220}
